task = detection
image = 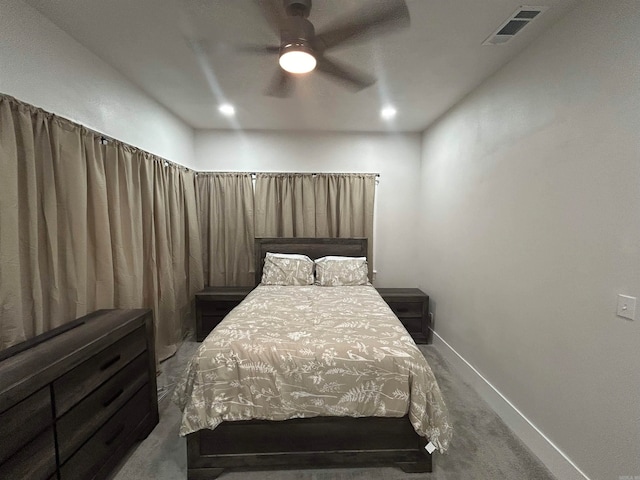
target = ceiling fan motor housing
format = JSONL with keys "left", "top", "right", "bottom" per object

{"left": 283, "top": 0, "right": 312, "bottom": 18}
{"left": 279, "top": 1, "right": 316, "bottom": 74}
{"left": 281, "top": 16, "right": 315, "bottom": 45}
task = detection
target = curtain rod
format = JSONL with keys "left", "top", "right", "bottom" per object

{"left": 250, "top": 172, "right": 381, "bottom": 178}
{"left": 97, "top": 136, "right": 193, "bottom": 172}
{"left": 197, "top": 171, "right": 380, "bottom": 177}
{"left": 3, "top": 95, "right": 382, "bottom": 177}
{"left": 2, "top": 94, "right": 195, "bottom": 172}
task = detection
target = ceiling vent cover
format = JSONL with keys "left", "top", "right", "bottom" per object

{"left": 483, "top": 6, "right": 549, "bottom": 45}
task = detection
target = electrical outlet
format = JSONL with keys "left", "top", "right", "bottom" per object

{"left": 617, "top": 294, "right": 636, "bottom": 320}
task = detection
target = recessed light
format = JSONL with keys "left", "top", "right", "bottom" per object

{"left": 218, "top": 104, "right": 235, "bottom": 117}
{"left": 381, "top": 106, "right": 397, "bottom": 120}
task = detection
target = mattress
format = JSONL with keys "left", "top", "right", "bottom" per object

{"left": 173, "top": 284, "right": 452, "bottom": 452}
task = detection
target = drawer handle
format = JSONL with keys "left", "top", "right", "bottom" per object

{"left": 396, "top": 307, "right": 409, "bottom": 313}
{"left": 100, "top": 354, "right": 121, "bottom": 371}
{"left": 105, "top": 424, "right": 125, "bottom": 446}
{"left": 102, "top": 388, "right": 124, "bottom": 408}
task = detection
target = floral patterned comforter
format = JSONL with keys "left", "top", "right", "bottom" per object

{"left": 173, "top": 285, "right": 452, "bottom": 452}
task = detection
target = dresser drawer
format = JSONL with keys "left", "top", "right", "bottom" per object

{"left": 400, "top": 316, "right": 426, "bottom": 331}
{"left": 0, "top": 386, "right": 52, "bottom": 464}
{"left": 0, "top": 426, "right": 56, "bottom": 480}
{"left": 201, "top": 300, "right": 240, "bottom": 316}
{"left": 196, "top": 287, "right": 252, "bottom": 342}
{"left": 377, "top": 288, "right": 429, "bottom": 344}
{"left": 53, "top": 326, "right": 147, "bottom": 416}
{"left": 387, "top": 301, "right": 423, "bottom": 318}
{"left": 57, "top": 352, "right": 149, "bottom": 462}
{"left": 60, "top": 385, "right": 151, "bottom": 480}
{"left": 197, "top": 300, "right": 242, "bottom": 340}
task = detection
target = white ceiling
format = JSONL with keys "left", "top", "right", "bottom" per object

{"left": 25, "top": 0, "right": 579, "bottom": 132}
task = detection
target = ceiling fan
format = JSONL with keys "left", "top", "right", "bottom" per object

{"left": 246, "top": 0, "right": 411, "bottom": 97}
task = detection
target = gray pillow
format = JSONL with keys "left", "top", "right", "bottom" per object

{"left": 261, "top": 252, "right": 315, "bottom": 286}
{"left": 315, "top": 256, "right": 369, "bottom": 286}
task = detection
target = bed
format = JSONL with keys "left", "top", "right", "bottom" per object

{"left": 174, "top": 238, "right": 451, "bottom": 479}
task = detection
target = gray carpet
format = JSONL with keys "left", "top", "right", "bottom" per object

{"left": 111, "top": 342, "right": 556, "bottom": 480}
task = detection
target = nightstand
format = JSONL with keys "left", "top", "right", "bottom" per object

{"left": 376, "top": 288, "right": 430, "bottom": 344}
{"left": 195, "top": 286, "right": 253, "bottom": 341}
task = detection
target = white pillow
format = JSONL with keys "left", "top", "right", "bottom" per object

{"left": 315, "top": 256, "right": 369, "bottom": 286}
{"left": 261, "top": 252, "right": 314, "bottom": 286}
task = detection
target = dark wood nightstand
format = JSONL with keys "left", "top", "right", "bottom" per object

{"left": 195, "top": 286, "right": 253, "bottom": 341}
{"left": 376, "top": 288, "right": 430, "bottom": 344}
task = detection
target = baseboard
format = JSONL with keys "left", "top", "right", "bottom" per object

{"left": 431, "top": 330, "right": 591, "bottom": 480}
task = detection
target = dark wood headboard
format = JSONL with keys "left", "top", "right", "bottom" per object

{"left": 254, "top": 237, "right": 368, "bottom": 286}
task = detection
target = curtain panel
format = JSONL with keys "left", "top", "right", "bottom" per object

{"left": 196, "top": 173, "right": 255, "bottom": 286}
{"left": 255, "top": 173, "right": 376, "bottom": 276}
{"left": 254, "top": 173, "right": 316, "bottom": 237}
{"left": 0, "top": 95, "right": 203, "bottom": 360}
{"left": 0, "top": 94, "right": 378, "bottom": 356}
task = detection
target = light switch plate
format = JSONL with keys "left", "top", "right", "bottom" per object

{"left": 617, "top": 294, "right": 636, "bottom": 320}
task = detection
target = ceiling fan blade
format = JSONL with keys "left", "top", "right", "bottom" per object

{"left": 315, "top": 56, "right": 376, "bottom": 92}
{"left": 237, "top": 44, "right": 280, "bottom": 55}
{"left": 313, "top": 0, "right": 410, "bottom": 52}
{"left": 265, "top": 69, "right": 295, "bottom": 97}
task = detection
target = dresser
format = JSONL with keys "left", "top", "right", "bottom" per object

{"left": 195, "top": 286, "right": 253, "bottom": 341}
{"left": 0, "top": 309, "right": 158, "bottom": 480}
{"left": 376, "top": 288, "right": 430, "bottom": 344}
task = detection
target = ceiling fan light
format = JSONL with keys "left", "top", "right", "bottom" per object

{"left": 279, "top": 43, "right": 316, "bottom": 74}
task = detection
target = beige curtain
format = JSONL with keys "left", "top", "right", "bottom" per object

{"left": 196, "top": 173, "right": 255, "bottom": 286}
{"left": 0, "top": 95, "right": 203, "bottom": 359}
{"left": 314, "top": 173, "right": 375, "bottom": 240}
{"left": 254, "top": 173, "right": 376, "bottom": 274}
{"left": 315, "top": 174, "right": 376, "bottom": 275}
{"left": 254, "top": 173, "right": 316, "bottom": 237}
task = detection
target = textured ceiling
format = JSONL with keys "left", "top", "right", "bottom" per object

{"left": 25, "top": 0, "right": 579, "bottom": 132}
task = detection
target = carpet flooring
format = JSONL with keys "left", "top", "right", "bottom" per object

{"left": 111, "top": 341, "right": 556, "bottom": 480}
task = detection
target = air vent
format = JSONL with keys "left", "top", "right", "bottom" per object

{"left": 483, "top": 6, "right": 548, "bottom": 45}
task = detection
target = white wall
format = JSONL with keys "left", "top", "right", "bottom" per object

{"left": 419, "top": 1, "right": 640, "bottom": 479}
{"left": 0, "top": 0, "right": 195, "bottom": 167}
{"left": 195, "top": 130, "right": 422, "bottom": 287}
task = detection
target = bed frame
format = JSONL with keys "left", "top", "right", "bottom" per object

{"left": 186, "top": 238, "right": 432, "bottom": 479}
